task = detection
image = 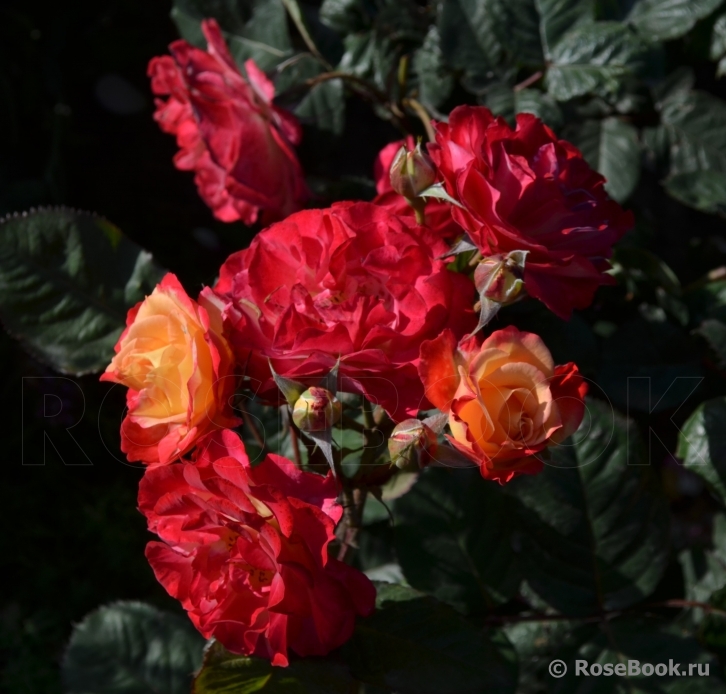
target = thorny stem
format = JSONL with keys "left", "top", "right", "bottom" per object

{"left": 304, "top": 71, "right": 406, "bottom": 130}
{"left": 337, "top": 487, "right": 367, "bottom": 562}
{"left": 683, "top": 265, "right": 726, "bottom": 292}
{"left": 514, "top": 70, "right": 544, "bottom": 92}
{"left": 362, "top": 397, "right": 375, "bottom": 431}
{"left": 648, "top": 599, "right": 726, "bottom": 619}
{"left": 280, "top": 0, "right": 332, "bottom": 70}
{"left": 405, "top": 196, "right": 427, "bottom": 226}
{"left": 403, "top": 97, "right": 436, "bottom": 142}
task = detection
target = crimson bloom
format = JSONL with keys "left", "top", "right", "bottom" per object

{"left": 214, "top": 201, "right": 476, "bottom": 420}
{"left": 148, "top": 19, "right": 307, "bottom": 225}
{"left": 139, "top": 429, "right": 375, "bottom": 666}
{"left": 429, "top": 106, "right": 632, "bottom": 318}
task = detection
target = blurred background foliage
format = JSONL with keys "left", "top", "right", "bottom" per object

{"left": 7, "top": 0, "right": 726, "bottom": 691}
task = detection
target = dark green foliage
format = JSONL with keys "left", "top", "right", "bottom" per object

{"left": 63, "top": 602, "right": 205, "bottom": 694}
{"left": 6, "top": 0, "right": 726, "bottom": 692}
{"left": 342, "top": 583, "right": 517, "bottom": 694}
{"left": 0, "top": 208, "right": 165, "bottom": 375}
{"left": 507, "top": 400, "right": 671, "bottom": 616}
{"left": 394, "top": 467, "right": 521, "bottom": 614}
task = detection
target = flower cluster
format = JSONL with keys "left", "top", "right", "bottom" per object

{"left": 101, "top": 20, "right": 632, "bottom": 666}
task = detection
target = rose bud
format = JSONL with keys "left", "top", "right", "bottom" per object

{"left": 389, "top": 142, "right": 436, "bottom": 200}
{"left": 388, "top": 419, "right": 437, "bottom": 470}
{"left": 474, "top": 250, "right": 527, "bottom": 305}
{"left": 373, "top": 137, "right": 461, "bottom": 241}
{"left": 292, "top": 387, "right": 342, "bottom": 432}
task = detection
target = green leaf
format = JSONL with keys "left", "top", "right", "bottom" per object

{"left": 525, "top": 615, "right": 722, "bottom": 691}
{"left": 627, "top": 0, "right": 724, "bottom": 42}
{"left": 695, "top": 318, "right": 726, "bottom": 368}
{"left": 413, "top": 27, "right": 454, "bottom": 109}
{"left": 660, "top": 90, "right": 726, "bottom": 175}
{"left": 62, "top": 601, "right": 205, "bottom": 694}
{"left": 419, "top": 182, "right": 465, "bottom": 207}
{"left": 546, "top": 21, "right": 650, "bottom": 101}
{"left": 172, "top": 0, "right": 293, "bottom": 71}
{"left": 613, "top": 246, "right": 682, "bottom": 295}
{"left": 332, "top": 0, "right": 425, "bottom": 93}
{"left": 395, "top": 467, "right": 521, "bottom": 615}
{"left": 193, "top": 641, "right": 355, "bottom": 693}
{"left": 686, "top": 279, "right": 726, "bottom": 325}
{"left": 664, "top": 170, "right": 726, "bottom": 214}
{"left": 0, "top": 208, "right": 165, "bottom": 375}
{"left": 652, "top": 66, "right": 696, "bottom": 108}
{"left": 440, "top": 0, "right": 587, "bottom": 84}
{"left": 437, "top": 0, "right": 502, "bottom": 92}
{"left": 507, "top": 399, "right": 671, "bottom": 616}
{"left": 680, "top": 514, "right": 726, "bottom": 605}
{"left": 569, "top": 117, "right": 641, "bottom": 202}
{"left": 485, "top": 85, "right": 563, "bottom": 130}
{"left": 536, "top": 0, "right": 595, "bottom": 59}
{"left": 677, "top": 397, "right": 726, "bottom": 504}
{"left": 338, "top": 32, "right": 397, "bottom": 92}
{"left": 503, "top": 620, "right": 597, "bottom": 692}
{"left": 277, "top": 56, "right": 346, "bottom": 134}
{"left": 712, "top": 14, "right": 726, "bottom": 58}
{"left": 319, "top": 0, "right": 371, "bottom": 35}
{"left": 495, "top": 0, "right": 545, "bottom": 66}
{"left": 515, "top": 88, "right": 564, "bottom": 128}
{"left": 345, "top": 583, "right": 517, "bottom": 694}
{"left": 713, "top": 14, "right": 726, "bottom": 77}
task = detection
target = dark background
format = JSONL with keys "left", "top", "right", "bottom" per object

{"left": 4, "top": 0, "right": 726, "bottom": 691}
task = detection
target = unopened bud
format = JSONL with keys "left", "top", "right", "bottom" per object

{"left": 292, "top": 387, "right": 342, "bottom": 432}
{"left": 388, "top": 419, "right": 437, "bottom": 470}
{"left": 389, "top": 142, "right": 437, "bottom": 200}
{"left": 474, "top": 250, "right": 527, "bottom": 305}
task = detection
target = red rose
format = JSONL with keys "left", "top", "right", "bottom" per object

{"left": 214, "top": 201, "right": 476, "bottom": 419}
{"left": 101, "top": 274, "right": 239, "bottom": 464}
{"left": 148, "top": 19, "right": 307, "bottom": 225}
{"left": 419, "top": 327, "right": 587, "bottom": 483}
{"left": 139, "top": 429, "right": 376, "bottom": 666}
{"left": 373, "top": 137, "right": 461, "bottom": 241}
{"left": 429, "top": 106, "right": 633, "bottom": 318}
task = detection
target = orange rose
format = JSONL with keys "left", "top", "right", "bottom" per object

{"left": 419, "top": 327, "right": 587, "bottom": 483}
{"left": 101, "top": 274, "right": 239, "bottom": 464}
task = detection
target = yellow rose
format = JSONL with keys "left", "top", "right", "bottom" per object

{"left": 101, "top": 273, "right": 239, "bottom": 463}
{"left": 419, "top": 327, "right": 587, "bottom": 482}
